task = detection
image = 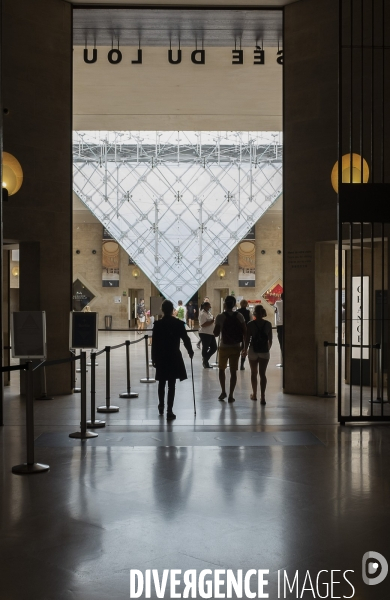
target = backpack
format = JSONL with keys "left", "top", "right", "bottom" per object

{"left": 137, "top": 304, "right": 144, "bottom": 317}
{"left": 221, "top": 312, "right": 243, "bottom": 345}
{"left": 177, "top": 306, "right": 185, "bottom": 320}
{"left": 251, "top": 320, "right": 269, "bottom": 353}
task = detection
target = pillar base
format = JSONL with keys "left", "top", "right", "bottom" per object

{"left": 69, "top": 430, "right": 98, "bottom": 439}
{"left": 119, "top": 392, "right": 139, "bottom": 398}
{"left": 140, "top": 378, "right": 156, "bottom": 383}
{"left": 12, "top": 462, "right": 50, "bottom": 475}
{"left": 86, "top": 419, "right": 106, "bottom": 428}
{"left": 97, "top": 405, "right": 119, "bottom": 412}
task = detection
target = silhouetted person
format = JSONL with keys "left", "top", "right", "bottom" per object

{"left": 242, "top": 304, "right": 273, "bottom": 405}
{"left": 237, "top": 298, "right": 252, "bottom": 370}
{"left": 152, "top": 300, "right": 194, "bottom": 421}
{"left": 213, "top": 295, "right": 246, "bottom": 402}
{"left": 274, "top": 292, "right": 284, "bottom": 365}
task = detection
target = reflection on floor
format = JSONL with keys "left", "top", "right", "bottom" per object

{"left": 1, "top": 331, "right": 389, "bottom": 599}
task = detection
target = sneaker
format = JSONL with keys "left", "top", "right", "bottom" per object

{"left": 166, "top": 412, "right": 176, "bottom": 421}
{"left": 196, "top": 341, "right": 201, "bottom": 349}
{"left": 218, "top": 392, "right": 227, "bottom": 401}
{"left": 228, "top": 396, "right": 235, "bottom": 403}
{"left": 203, "top": 362, "right": 212, "bottom": 369}
{"left": 260, "top": 399, "right": 266, "bottom": 406}
{"left": 158, "top": 404, "right": 164, "bottom": 416}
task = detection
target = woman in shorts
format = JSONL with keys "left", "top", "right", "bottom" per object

{"left": 241, "top": 304, "right": 272, "bottom": 405}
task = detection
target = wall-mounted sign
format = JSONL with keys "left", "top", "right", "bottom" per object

{"left": 82, "top": 47, "right": 283, "bottom": 66}
{"left": 239, "top": 227, "right": 256, "bottom": 288}
{"left": 102, "top": 226, "right": 119, "bottom": 288}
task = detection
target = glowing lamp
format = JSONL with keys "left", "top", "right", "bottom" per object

{"left": 2, "top": 152, "right": 23, "bottom": 195}
{"left": 132, "top": 267, "right": 140, "bottom": 279}
{"left": 11, "top": 266, "right": 19, "bottom": 277}
{"left": 217, "top": 267, "right": 226, "bottom": 279}
{"left": 331, "top": 153, "right": 369, "bottom": 193}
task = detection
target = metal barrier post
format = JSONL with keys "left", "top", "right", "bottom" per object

{"left": 140, "top": 336, "right": 156, "bottom": 383}
{"left": 319, "top": 341, "right": 336, "bottom": 398}
{"left": 87, "top": 352, "right": 106, "bottom": 428}
{"left": 69, "top": 352, "right": 98, "bottom": 439}
{"left": 35, "top": 366, "right": 54, "bottom": 400}
{"left": 12, "top": 362, "right": 50, "bottom": 474}
{"left": 87, "top": 351, "right": 99, "bottom": 367}
{"left": 120, "top": 340, "right": 138, "bottom": 398}
{"left": 97, "top": 346, "right": 119, "bottom": 412}
{"left": 73, "top": 349, "right": 81, "bottom": 393}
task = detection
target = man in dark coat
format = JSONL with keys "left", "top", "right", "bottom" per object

{"left": 152, "top": 299, "right": 194, "bottom": 421}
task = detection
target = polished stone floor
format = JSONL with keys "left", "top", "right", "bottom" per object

{"left": 1, "top": 331, "right": 390, "bottom": 599}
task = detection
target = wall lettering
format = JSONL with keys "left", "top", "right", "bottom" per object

{"left": 232, "top": 49, "right": 244, "bottom": 65}
{"left": 107, "top": 49, "right": 122, "bottom": 64}
{"left": 82, "top": 47, "right": 283, "bottom": 66}
{"left": 84, "top": 48, "right": 97, "bottom": 64}
{"left": 168, "top": 49, "right": 182, "bottom": 64}
{"left": 191, "top": 49, "right": 205, "bottom": 65}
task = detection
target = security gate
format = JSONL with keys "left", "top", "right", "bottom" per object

{"left": 337, "top": 0, "right": 390, "bottom": 423}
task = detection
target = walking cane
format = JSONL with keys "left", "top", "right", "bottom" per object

{"left": 191, "top": 357, "right": 196, "bottom": 416}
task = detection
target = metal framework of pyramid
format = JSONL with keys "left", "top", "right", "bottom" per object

{"left": 73, "top": 131, "right": 283, "bottom": 304}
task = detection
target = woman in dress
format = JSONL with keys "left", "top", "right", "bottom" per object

{"left": 152, "top": 300, "right": 194, "bottom": 421}
{"left": 241, "top": 304, "right": 272, "bottom": 405}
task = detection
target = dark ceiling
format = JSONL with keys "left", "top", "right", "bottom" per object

{"left": 73, "top": 8, "right": 283, "bottom": 48}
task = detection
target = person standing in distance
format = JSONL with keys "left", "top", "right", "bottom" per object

{"left": 237, "top": 299, "right": 252, "bottom": 370}
{"left": 274, "top": 292, "right": 284, "bottom": 366}
{"left": 137, "top": 298, "right": 146, "bottom": 334}
{"left": 199, "top": 301, "right": 217, "bottom": 368}
{"left": 187, "top": 301, "right": 197, "bottom": 329}
{"left": 197, "top": 296, "right": 210, "bottom": 349}
{"left": 242, "top": 304, "right": 273, "bottom": 405}
{"left": 213, "top": 295, "right": 246, "bottom": 402}
{"left": 152, "top": 300, "right": 194, "bottom": 421}
{"left": 175, "top": 300, "right": 187, "bottom": 324}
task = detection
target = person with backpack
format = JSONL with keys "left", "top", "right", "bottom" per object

{"left": 213, "top": 295, "right": 247, "bottom": 402}
{"left": 242, "top": 304, "right": 273, "bottom": 405}
{"left": 175, "top": 300, "right": 187, "bottom": 323}
{"left": 237, "top": 299, "right": 252, "bottom": 370}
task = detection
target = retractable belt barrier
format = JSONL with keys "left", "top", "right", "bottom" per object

{"left": 2, "top": 352, "right": 84, "bottom": 475}
{"left": 3, "top": 331, "right": 167, "bottom": 472}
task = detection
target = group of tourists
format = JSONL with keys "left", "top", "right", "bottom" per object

{"left": 151, "top": 293, "right": 284, "bottom": 421}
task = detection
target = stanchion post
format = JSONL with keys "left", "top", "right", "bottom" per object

{"left": 120, "top": 340, "right": 138, "bottom": 398}
{"left": 12, "top": 362, "right": 50, "bottom": 474}
{"left": 35, "top": 366, "right": 54, "bottom": 400}
{"left": 73, "top": 349, "right": 81, "bottom": 393}
{"left": 97, "top": 347, "right": 119, "bottom": 412}
{"left": 87, "top": 352, "right": 105, "bottom": 428}
{"left": 70, "top": 352, "right": 98, "bottom": 439}
{"left": 140, "top": 335, "right": 156, "bottom": 383}
{"left": 319, "top": 341, "right": 336, "bottom": 398}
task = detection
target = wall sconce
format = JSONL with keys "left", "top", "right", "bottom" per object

{"left": 11, "top": 266, "right": 19, "bottom": 277}
{"left": 331, "top": 153, "right": 369, "bottom": 193}
{"left": 217, "top": 267, "right": 226, "bottom": 279}
{"left": 132, "top": 267, "right": 141, "bottom": 279}
{"left": 2, "top": 152, "right": 23, "bottom": 196}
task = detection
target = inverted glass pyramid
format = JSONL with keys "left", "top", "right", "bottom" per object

{"left": 73, "top": 131, "right": 282, "bottom": 304}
